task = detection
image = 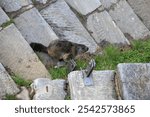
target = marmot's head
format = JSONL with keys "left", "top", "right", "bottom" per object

{"left": 76, "top": 44, "right": 89, "bottom": 54}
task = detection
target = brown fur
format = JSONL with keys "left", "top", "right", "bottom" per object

{"left": 46, "top": 40, "right": 88, "bottom": 61}
{"left": 31, "top": 40, "right": 89, "bottom": 62}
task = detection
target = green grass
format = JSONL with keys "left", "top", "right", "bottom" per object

{"left": 49, "top": 39, "right": 150, "bottom": 79}
{"left": 4, "top": 94, "right": 17, "bottom": 100}
{"left": 11, "top": 75, "right": 32, "bottom": 87}
{"left": 1, "top": 19, "right": 14, "bottom": 28}
{"left": 49, "top": 67, "right": 68, "bottom": 80}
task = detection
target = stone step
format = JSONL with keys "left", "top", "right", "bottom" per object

{"left": 0, "top": 24, "right": 51, "bottom": 80}
{"left": 127, "top": 0, "right": 150, "bottom": 30}
{"left": 87, "top": 10, "right": 130, "bottom": 46}
{"left": 31, "top": 78, "right": 66, "bottom": 100}
{"left": 0, "top": 63, "right": 20, "bottom": 99}
{"left": 117, "top": 63, "right": 150, "bottom": 100}
{"left": 68, "top": 70, "right": 117, "bottom": 100}
{"left": 40, "top": 0, "right": 98, "bottom": 53}
{"left": 64, "top": 0, "right": 101, "bottom": 15}
{"left": 100, "top": 0, "right": 150, "bottom": 40}
{"left": 14, "top": 7, "right": 58, "bottom": 47}
{"left": 0, "top": 7, "right": 10, "bottom": 26}
{"left": 0, "top": 0, "right": 32, "bottom": 13}
{"left": 65, "top": 0, "right": 130, "bottom": 47}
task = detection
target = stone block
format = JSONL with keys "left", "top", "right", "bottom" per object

{"left": 14, "top": 8, "right": 58, "bottom": 47}
{"left": 100, "top": 0, "right": 118, "bottom": 9}
{"left": 127, "top": 0, "right": 150, "bottom": 30}
{"left": 31, "top": 78, "right": 66, "bottom": 100}
{"left": 0, "top": 0, "right": 32, "bottom": 12}
{"left": 101, "top": 0, "right": 150, "bottom": 40}
{"left": 117, "top": 63, "right": 150, "bottom": 100}
{"left": 40, "top": 0, "right": 98, "bottom": 53}
{"left": 0, "top": 7, "right": 10, "bottom": 26}
{"left": 87, "top": 10, "right": 130, "bottom": 46}
{"left": 0, "top": 24, "right": 50, "bottom": 80}
{"left": 65, "top": 0, "right": 101, "bottom": 15}
{"left": 0, "top": 63, "right": 20, "bottom": 99}
{"left": 68, "top": 70, "right": 117, "bottom": 100}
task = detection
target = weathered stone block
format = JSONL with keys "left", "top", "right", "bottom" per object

{"left": 31, "top": 78, "right": 66, "bottom": 100}
{"left": 127, "top": 0, "right": 150, "bottom": 30}
{"left": 64, "top": 0, "right": 101, "bottom": 15}
{"left": 87, "top": 10, "right": 130, "bottom": 46}
{"left": 0, "top": 24, "right": 50, "bottom": 80}
{"left": 100, "top": 0, "right": 118, "bottom": 9}
{"left": 101, "top": 0, "right": 150, "bottom": 40}
{"left": 117, "top": 63, "right": 150, "bottom": 100}
{"left": 14, "top": 8, "right": 58, "bottom": 47}
{"left": 0, "top": 63, "right": 20, "bottom": 99}
{"left": 0, "top": 7, "right": 10, "bottom": 26}
{"left": 40, "top": 0, "right": 98, "bottom": 53}
{"left": 0, "top": 0, "right": 32, "bottom": 12}
{"left": 68, "top": 70, "right": 117, "bottom": 100}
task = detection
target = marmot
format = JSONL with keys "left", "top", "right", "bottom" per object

{"left": 30, "top": 40, "right": 89, "bottom": 62}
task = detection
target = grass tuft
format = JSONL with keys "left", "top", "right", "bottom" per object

{"left": 49, "top": 67, "right": 68, "bottom": 80}
{"left": 11, "top": 75, "right": 32, "bottom": 87}
{"left": 1, "top": 19, "right": 14, "bottom": 28}
{"left": 4, "top": 94, "right": 17, "bottom": 100}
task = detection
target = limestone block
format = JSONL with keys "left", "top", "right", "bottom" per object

{"left": 87, "top": 10, "right": 130, "bottom": 46}
{"left": 0, "top": 24, "right": 50, "bottom": 80}
{"left": 31, "top": 78, "right": 66, "bottom": 100}
{"left": 14, "top": 8, "right": 58, "bottom": 47}
{"left": 100, "top": 0, "right": 118, "bottom": 9}
{"left": 0, "top": 0, "right": 32, "bottom": 12}
{"left": 64, "top": 0, "right": 101, "bottom": 15}
{"left": 100, "top": 0, "right": 150, "bottom": 40}
{"left": 127, "top": 0, "right": 150, "bottom": 30}
{"left": 0, "top": 7, "right": 10, "bottom": 26}
{"left": 68, "top": 70, "right": 117, "bottom": 100}
{"left": 117, "top": 63, "right": 150, "bottom": 100}
{"left": 0, "top": 63, "right": 19, "bottom": 99}
{"left": 40, "top": 0, "right": 98, "bottom": 53}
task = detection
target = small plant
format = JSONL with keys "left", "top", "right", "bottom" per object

{"left": 4, "top": 94, "right": 17, "bottom": 100}
{"left": 1, "top": 19, "right": 14, "bottom": 28}
{"left": 49, "top": 67, "right": 68, "bottom": 80}
{"left": 11, "top": 75, "right": 32, "bottom": 87}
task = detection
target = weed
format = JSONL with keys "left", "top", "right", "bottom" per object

{"left": 11, "top": 75, "right": 32, "bottom": 87}
{"left": 1, "top": 19, "right": 14, "bottom": 28}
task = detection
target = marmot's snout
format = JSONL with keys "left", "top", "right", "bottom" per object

{"left": 77, "top": 44, "right": 89, "bottom": 54}
{"left": 85, "top": 46, "right": 89, "bottom": 52}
